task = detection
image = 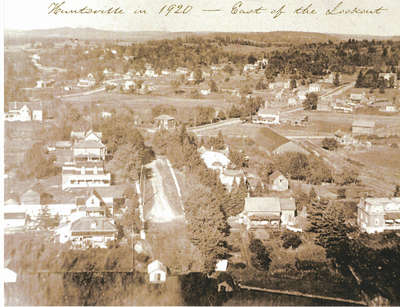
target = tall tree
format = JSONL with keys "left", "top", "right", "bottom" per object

{"left": 290, "top": 78, "right": 297, "bottom": 89}
{"left": 333, "top": 72, "right": 340, "bottom": 87}
{"left": 314, "top": 202, "right": 352, "bottom": 263}
{"left": 303, "top": 92, "right": 318, "bottom": 110}
{"left": 394, "top": 185, "right": 400, "bottom": 197}
{"left": 185, "top": 186, "right": 229, "bottom": 273}
{"left": 355, "top": 70, "right": 364, "bottom": 88}
{"left": 21, "top": 143, "right": 58, "bottom": 179}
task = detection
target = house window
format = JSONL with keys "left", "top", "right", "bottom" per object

{"left": 156, "top": 273, "right": 161, "bottom": 282}
{"left": 375, "top": 218, "right": 379, "bottom": 226}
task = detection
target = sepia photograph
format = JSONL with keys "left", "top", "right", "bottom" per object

{"left": 2, "top": 0, "right": 400, "bottom": 305}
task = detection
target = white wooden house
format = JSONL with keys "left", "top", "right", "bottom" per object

{"left": 147, "top": 260, "right": 167, "bottom": 284}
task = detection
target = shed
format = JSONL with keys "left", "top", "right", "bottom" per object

{"left": 270, "top": 171, "right": 289, "bottom": 191}
{"left": 154, "top": 114, "right": 176, "bottom": 130}
{"left": 147, "top": 260, "right": 167, "bottom": 284}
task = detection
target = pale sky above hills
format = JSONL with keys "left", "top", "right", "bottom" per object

{"left": 4, "top": 0, "right": 400, "bottom": 36}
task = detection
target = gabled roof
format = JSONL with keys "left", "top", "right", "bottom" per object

{"left": 75, "top": 188, "right": 107, "bottom": 206}
{"left": 72, "top": 185, "right": 126, "bottom": 199}
{"left": 73, "top": 140, "right": 105, "bottom": 149}
{"left": 147, "top": 260, "right": 167, "bottom": 274}
{"left": 270, "top": 170, "right": 286, "bottom": 182}
{"left": 258, "top": 128, "right": 290, "bottom": 153}
{"left": 201, "top": 151, "right": 230, "bottom": 169}
{"left": 244, "top": 197, "right": 281, "bottom": 213}
{"left": 71, "top": 130, "right": 102, "bottom": 141}
{"left": 215, "top": 259, "right": 228, "bottom": 272}
{"left": 9, "top": 101, "right": 42, "bottom": 111}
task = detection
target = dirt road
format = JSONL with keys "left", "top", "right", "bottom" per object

{"left": 145, "top": 158, "right": 184, "bottom": 223}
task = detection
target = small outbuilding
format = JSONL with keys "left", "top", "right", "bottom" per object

{"left": 154, "top": 114, "right": 176, "bottom": 130}
{"left": 270, "top": 171, "right": 289, "bottom": 191}
{"left": 147, "top": 260, "right": 167, "bottom": 284}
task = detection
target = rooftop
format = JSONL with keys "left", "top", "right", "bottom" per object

{"left": 257, "top": 128, "right": 290, "bottom": 153}
{"left": 244, "top": 197, "right": 281, "bottom": 213}
{"left": 154, "top": 114, "right": 175, "bottom": 121}
{"left": 147, "top": 260, "right": 167, "bottom": 274}
{"left": 280, "top": 197, "right": 296, "bottom": 210}
{"left": 73, "top": 140, "right": 105, "bottom": 149}
{"left": 71, "top": 217, "right": 117, "bottom": 233}
{"left": 9, "top": 101, "right": 43, "bottom": 111}
{"left": 270, "top": 170, "right": 285, "bottom": 182}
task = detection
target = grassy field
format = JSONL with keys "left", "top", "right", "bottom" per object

{"left": 61, "top": 92, "right": 232, "bottom": 110}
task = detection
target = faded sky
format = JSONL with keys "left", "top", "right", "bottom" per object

{"left": 4, "top": 0, "right": 400, "bottom": 35}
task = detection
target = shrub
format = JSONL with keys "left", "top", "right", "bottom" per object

{"left": 322, "top": 138, "right": 338, "bottom": 151}
{"left": 249, "top": 239, "right": 271, "bottom": 271}
{"left": 281, "top": 232, "right": 302, "bottom": 249}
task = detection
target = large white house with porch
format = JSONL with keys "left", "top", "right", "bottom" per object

{"left": 240, "top": 197, "right": 296, "bottom": 229}
{"left": 55, "top": 216, "right": 117, "bottom": 248}
{"left": 62, "top": 162, "right": 111, "bottom": 190}
{"left": 71, "top": 130, "right": 106, "bottom": 161}
{"left": 358, "top": 198, "right": 400, "bottom": 233}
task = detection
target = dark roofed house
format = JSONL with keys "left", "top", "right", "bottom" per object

{"left": 352, "top": 120, "right": 375, "bottom": 136}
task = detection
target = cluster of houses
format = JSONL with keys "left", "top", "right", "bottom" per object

{"left": 318, "top": 91, "right": 398, "bottom": 114}
{"left": 4, "top": 130, "right": 122, "bottom": 248}
{"left": 60, "top": 130, "right": 111, "bottom": 190}
{"left": 4, "top": 102, "right": 43, "bottom": 122}
{"left": 4, "top": 185, "right": 123, "bottom": 249}
{"left": 243, "top": 58, "right": 268, "bottom": 73}
{"left": 198, "top": 143, "right": 302, "bottom": 230}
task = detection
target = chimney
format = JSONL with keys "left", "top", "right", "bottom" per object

{"left": 81, "top": 166, "right": 86, "bottom": 175}
{"left": 93, "top": 166, "right": 98, "bottom": 175}
{"left": 90, "top": 221, "right": 97, "bottom": 229}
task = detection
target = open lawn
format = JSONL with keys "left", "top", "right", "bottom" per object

{"left": 61, "top": 92, "right": 232, "bottom": 111}
{"left": 145, "top": 221, "right": 203, "bottom": 274}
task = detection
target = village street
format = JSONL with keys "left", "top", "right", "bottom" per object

{"left": 143, "top": 158, "right": 201, "bottom": 274}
